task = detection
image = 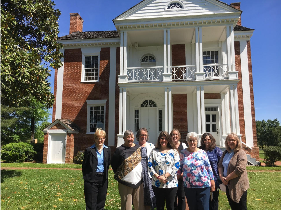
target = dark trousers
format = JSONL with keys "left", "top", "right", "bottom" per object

{"left": 209, "top": 187, "right": 219, "bottom": 210}
{"left": 174, "top": 180, "right": 186, "bottom": 210}
{"left": 226, "top": 186, "right": 247, "bottom": 210}
{"left": 84, "top": 174, "right": 108, "bottom": 210}
{"left": 153, "top": 186, "right": 178, "bottom": 210}
{"left": 184, "top": 187, "right": 210, "bottom": 210}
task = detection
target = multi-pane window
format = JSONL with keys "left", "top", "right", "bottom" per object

{"left": 135, "top": 110, "right": 140, "bottom": 132}
{"left": 167, "top": 2, "right": 183, "bottom": 9}
{"left": 203, "top": 51, "right": 219, "bottom": 76}
{"left": 203, "top": 51, "right": 218, "bottom": 65}
{"left": 159, "top": 110, "right": 162, "bottom": 131}
{"left": 84, "top": 56, "right": 99, "bottom": 81}
{"left": 141, "top": 100, "right": 157, "bottom": 107}
{"left": 89, "top": 105, "right": 105, "bottom": 132}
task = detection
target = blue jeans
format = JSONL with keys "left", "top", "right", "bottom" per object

{"left": 184, "top": 187, "right": 210, "bottom": 210}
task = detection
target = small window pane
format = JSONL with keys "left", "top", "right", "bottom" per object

{"left": 212, "top": 114, "right": 216, "bottom": 122}
{"left": 206, "top": 114, "right": 210, "bottom": 122}
{"left": 206, "top": 124, "right": 210, "bottom": 132}
{"left": 212, "top": 124, "right": 217, "bottom": 132}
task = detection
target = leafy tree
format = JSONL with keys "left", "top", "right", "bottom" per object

{"left": 1, "top": 0, "right": 62, "bottom": 108}
{"left": 1, "top": 101, "right": 50, "bottom": 145}
{"left": 256, "top": 119, "right": 281, "bottom": 149}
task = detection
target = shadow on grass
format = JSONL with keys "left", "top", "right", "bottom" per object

{"left": 1, "top": 170, "right": 22, "bottom": 183}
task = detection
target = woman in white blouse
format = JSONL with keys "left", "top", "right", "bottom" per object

{"left": 148, "top": 131, "right": 180, "bottom": 210}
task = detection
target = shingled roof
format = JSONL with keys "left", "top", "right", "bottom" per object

{"left": 59, "top": 31, "right": 119, "bottom": 40}
{"left": 59, "top": 25, "right": 253, "bottom": 41}
{"left": 44, "top": 119, "right": 80, "bottom": 133}
{"left": 234, "top": 25, "right": 254, "bottom": 31}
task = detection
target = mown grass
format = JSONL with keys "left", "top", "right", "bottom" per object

{"left": 1, "top": 163, "right": 281, "bottom": 210}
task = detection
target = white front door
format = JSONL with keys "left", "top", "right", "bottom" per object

{"left": 205, "top": 111, "right": 220, "bottom": 145}
{"left": 140, "top": 107, "right": 158, "bottom": 145}
{"left": 49, "top": 133, "right": 66, "bottom": 163}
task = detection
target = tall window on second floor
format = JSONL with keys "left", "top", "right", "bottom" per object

{"left": 84, "top": 56, "right": 99, "bottom": 81}
{"left": 203, "top": 51, "right": 219, "bottom": 76}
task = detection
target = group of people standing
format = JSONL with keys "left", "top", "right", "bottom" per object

{"left": 82, "top": 128, "right": 249, "bottom": 210}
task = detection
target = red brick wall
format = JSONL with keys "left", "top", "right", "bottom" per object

{"left": 61, "top": 47, "right": 111, "bottom": 155}
{"left": 172, "top": 94, "right": 188, "bottom": 141}
{"left": 43, "top": 133, "right": 49, "bottom": 163}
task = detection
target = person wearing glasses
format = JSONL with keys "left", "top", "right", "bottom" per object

{"left": 218, "top": 133, "right": 249, "bottom": 210}
{"left": 178, "top": 132, "right": 215, "bottom": 210}
{"left": 199, "top": 133, "right": 222, "bottom": 210}
{"left": 82, "top": 128, "right": 111, "bottom": 210}
{"left": 148, "top": 131, "right": 180, "bottom": 210}
{"left": 136, "top": 128, "right": 156, "bottom": 209}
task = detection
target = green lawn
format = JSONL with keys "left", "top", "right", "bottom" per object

{"left": 1, "top": 163, "right": 281, "bottom": 210}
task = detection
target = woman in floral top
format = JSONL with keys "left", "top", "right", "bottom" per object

{"left": 178, "top": 132, "right": 215, "bottom": 210}
{"left": 148, "top": 131, "right": 180, "bottom": 210}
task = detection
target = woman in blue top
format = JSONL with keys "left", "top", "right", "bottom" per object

{"left": 200, "top": 133, "right": 222, "bottom": 210}
{"left": 82, "top": 128, "right": 111, "bottom": 210}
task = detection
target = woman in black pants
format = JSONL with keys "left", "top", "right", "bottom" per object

{"left": 82, "top": 128, "right": 111, "bottom": 210}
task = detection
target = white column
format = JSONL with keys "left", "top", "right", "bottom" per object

{"left": 164, "top": 30, "right": 167, "bottom": 74}
{"left": 122, "top": 88, "right": 127, "bottom": 133}
{"left": 167, "top": 29, "right": 171, "bottom": 75}
{"left": 224, "top": 89, "right": 231, "bottom": 135}
{"left": 108, "top": 47, "right": 116, "bottom": 146}
{"left": 226, "top": 26, "right": 231, "bottom": 73}
{"left": 120, "top": 31, "right": 124, "bottom": 75}
{"left": 119, "top": 88, "right": 123, "bottom": 134}
{"left": 229, "top": 85, "right": 236, "bottom": 133}
{"left": 195, "top": 27, "right": 199, "bottom": 73}
{"left": 199, "top": 27, "right": 203, "bottom": 73}
{"left": 55, "top": 50, "right": 64, "bottom": 120}
{"left": 168, "top": 87, "right": 172, "bottom": 133}
{"left": 221, "top": 92, "right": 226, "bottom": 136}
{"left": 234, "top": 84, "right": 240, "bottom": 135}
{"left": 196, "top": 86, "right": 201, "bottom": 134}
{"left": 230, "top": 25, "right": 235, "bottom": 72}
{"left": 124, "top": 31, "right": 128, "bottom": 75}
{"left": 193, "top": 90, "right": 197, "bottom": 133}
{"left": 240, "top": 40, "right": 253, "bottom": 147}
{"left": 165, "top": 87, "right": 168, "bottom": 131}
{"left": 200, "top": 86, "right": 205, "bottom": 134}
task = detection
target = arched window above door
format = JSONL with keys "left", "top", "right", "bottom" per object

{"left": 141, "top": 100, "right": 157, "bottom": 107}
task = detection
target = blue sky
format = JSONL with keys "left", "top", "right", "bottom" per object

{"left": 49, "top": 0, "right": 281, "bottom": 122}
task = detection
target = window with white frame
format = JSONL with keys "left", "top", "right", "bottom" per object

{"left": 87, "top": 100, "right": 106, "bottom": 133}
{"left": 82, "top": 55, "right": 99, "bottom": 82}
{"left": 141, "top": 54, "right": 156, "bottom": 67}
{"left": 203, "top": 51, "right": 219, "bottom": 77}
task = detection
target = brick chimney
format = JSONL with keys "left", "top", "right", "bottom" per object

{"left": 230, "top": 3, "right": 241, "bottom": 26}
{"left": 69, "top": 13, "right": 83, "bottom": 34}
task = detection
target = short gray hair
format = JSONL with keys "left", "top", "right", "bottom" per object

{"left": 186, "top": 132, "right": 198, "bottom": 141}
{"left": 123, "top": 130, "right": 134, "bottom": 139}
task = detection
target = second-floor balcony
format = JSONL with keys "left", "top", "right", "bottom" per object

{"left": 126, "top": 64, "right": 228, "bottom": 82}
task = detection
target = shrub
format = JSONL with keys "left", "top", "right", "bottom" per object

{"left": 32, "top": 143, "right": 44, "bottom": 162}
{"left": 1, "top": 142, "right": 37, "bottom": 163}
{"left": 74, "top": 150, "right": 84, "bottom": 164}
{"left": 263, "top": 146, "right": 281, "bottom": 166}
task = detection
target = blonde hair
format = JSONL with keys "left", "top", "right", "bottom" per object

{"left": 225, "top": 133, "right": 242, "bottom": 152}
{"left": 94, "top": 128, "right": 106, "bottom": 139}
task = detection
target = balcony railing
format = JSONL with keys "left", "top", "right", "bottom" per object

{"left": 203, "top": 64, "right": 228, "bottom": 79}
{"left": 126, "top": 64, "right": 228, "bottom": 82}
{"left": 127, "top": 66, "right": 163, "bottom": 82}
{"left": 171, "top": 65, "right": 196, "bottom": 81}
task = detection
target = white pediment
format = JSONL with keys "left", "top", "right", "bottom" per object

{"left": 115, "top": 0, "right": 239, "bottom": 22}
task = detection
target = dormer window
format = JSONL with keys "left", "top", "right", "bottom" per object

{"left": 167, "top": 1, "right": 183, "bottom": 9}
